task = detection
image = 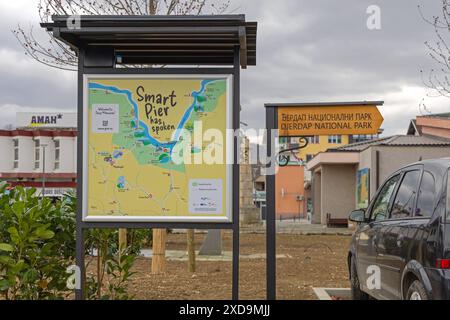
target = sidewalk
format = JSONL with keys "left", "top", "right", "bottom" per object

{"left": 140, "top": 249, "right": 291, "bottom": 261}
{"left": 240, "top": 220, "right": 354, "bottom": 235}
{"left": 172, "top": 220, "right": 354, "bottom": 236}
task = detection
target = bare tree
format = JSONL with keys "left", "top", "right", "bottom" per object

{"left": 13, "top": 0, "right": 231, "bottom": 71}
{"left": 419, "top": 0, "right": 450, "bottom": 98}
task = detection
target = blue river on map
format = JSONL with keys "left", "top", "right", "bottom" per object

{"left": 89, "top": 79, "right": 216, "bottom": 156}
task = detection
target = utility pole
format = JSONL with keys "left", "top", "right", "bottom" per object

{"left": 41, "top": 144, "right": 48, "bottom": 197}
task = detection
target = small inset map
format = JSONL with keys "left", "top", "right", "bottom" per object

{"left": 189, "top": 179, "right": 223, "bottom": 214}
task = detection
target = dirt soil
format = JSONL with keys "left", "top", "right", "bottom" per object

{"left": 125, "top": 232, "right": 352, "bottom": 300}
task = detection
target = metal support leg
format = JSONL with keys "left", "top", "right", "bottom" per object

{"left": 266, "top": 107, "right": 277, "bottom": 300}
{"left": 75, "top": 226, "right": 85, "bottom": 300}
{"left": 232, "top": 227, "right": 239, "bottom": 300}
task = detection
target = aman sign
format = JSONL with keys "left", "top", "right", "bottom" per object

{"left": 278, "top": 104, "right": 384, "bottom": 137}
{"left": 16, "top": 112, "right": 77, "bottom": 128}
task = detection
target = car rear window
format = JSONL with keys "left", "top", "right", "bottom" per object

{"left": 391, "top": 170, "right": 421, "bottom": 219}
{"left": 415, "top": 171, "right": 436, "bottom": 217}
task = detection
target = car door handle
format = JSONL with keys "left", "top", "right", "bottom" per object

{"left": 373, "top": 234, "right": 378, "bottom": 248}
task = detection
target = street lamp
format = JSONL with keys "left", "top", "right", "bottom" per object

{"left": 41, "top": 144, "right": 48, "bottom": 197}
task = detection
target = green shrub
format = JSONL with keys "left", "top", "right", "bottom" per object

{"left": 0, "top": 182, "right": 145, "bottom": 300}
{"left": 0, "top": 183, "right": 73, "bottom": 299}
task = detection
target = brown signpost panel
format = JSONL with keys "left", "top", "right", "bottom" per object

{"left": 278, "top": 105, "right": 384, "bottom": 137}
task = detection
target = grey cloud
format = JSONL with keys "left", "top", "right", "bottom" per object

{"left": 0, "top": 0, "right": 448, "bottom": 136}
{"left": 0, "top": 52, "right": 76, "bottom": 109}
{"left": 237, "top": 0, "right": 448, "bottom": 134}
{"left": 0, "top": 2, "right": 77, "bottom": 122}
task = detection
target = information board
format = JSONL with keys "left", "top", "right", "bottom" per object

{"left": 83, "top": 75, "right": 233, "bottom": 222}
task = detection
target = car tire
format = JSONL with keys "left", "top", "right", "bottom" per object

{"left": 406, "top": 280, "right": 429, "bottom": 300}
{"left": 350, "top": 255, "right": 369, "bottom": 300}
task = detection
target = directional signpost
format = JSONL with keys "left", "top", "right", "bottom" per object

{"left": 265, "top": 101, "right": 384, "bottom": 300}
{"left": 278, "top": 104, "right": 384, "bottom": 136}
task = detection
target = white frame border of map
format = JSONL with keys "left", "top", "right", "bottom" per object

{"left": 82, "top": 74, "right": 234, "bottom": 223}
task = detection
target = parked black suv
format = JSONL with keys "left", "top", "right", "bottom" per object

{"left": 348, "top": 158, "right": 450, "bottom": 300}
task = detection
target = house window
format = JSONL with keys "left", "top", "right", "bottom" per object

{"left": 306, "top": 154, "right": 314, "bottom": 162}
{"left": 328, "top": 135, "right": 342, "bottom": 144}
{"left": 13, "top": 139, "right": 19, "bottom": 169}
{"left": 34, "top": 139, "right": 40, "bottom": 170}
{"left": 351, "top": 134, "right": 376, "bottom": 143}
{"left": 307, "top": 136, "right": 320, "bottom": 144}
{"left": 54, "top": 139, "right": 60, "bottom": 170}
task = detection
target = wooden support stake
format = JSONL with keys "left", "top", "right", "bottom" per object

{"left": 187, "top": 229, "right": 196, "bottom": 273}
{"left": 152, "top": 228, "right": 167, "bottom": 274}
{"left": 118, "top": 228, "right": 127, "bottom": 249}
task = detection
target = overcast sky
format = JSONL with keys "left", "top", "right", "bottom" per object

{"left": 0, "top": 0, "right": 449, "bottom": 136}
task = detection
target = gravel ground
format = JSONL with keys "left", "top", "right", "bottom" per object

{"left": 123, "top": 232, "right": 352, "bottom": 300}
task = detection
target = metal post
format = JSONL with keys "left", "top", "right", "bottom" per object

{"left": 75, "top": 48, "right": 86, "bottom": 300}
{"left": 41, "top": 144, "right": 47, "bottom": 197}
{"left": 75, "top": 226, "right": 85, "bottom": 299}
{"left": 232, "top": 46, "right": 241, "bottom": 301}
{"left": 266, "top": 106, "right": 277, "bottom": 300}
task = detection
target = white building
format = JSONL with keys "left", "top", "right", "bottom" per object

{"left": 0, "top": 112, "right": 77, "bottom": 197}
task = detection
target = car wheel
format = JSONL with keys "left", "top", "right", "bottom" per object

{"left": 406, "top": 280, "right": 429, "bottom": 300}
{"left": 350, "top": 255, "right": 369, "bottom": 300}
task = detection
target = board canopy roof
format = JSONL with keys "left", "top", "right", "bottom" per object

{"left": 41, "top": 15, "right": 257, "bottom": 68}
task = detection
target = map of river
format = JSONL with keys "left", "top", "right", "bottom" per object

{"left": 86, "top": 77, "right": 229, "bottom": 220}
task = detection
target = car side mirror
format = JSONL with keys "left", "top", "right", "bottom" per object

{"left": 349, "top": 209, "right": 366, "bottom": 223}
